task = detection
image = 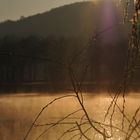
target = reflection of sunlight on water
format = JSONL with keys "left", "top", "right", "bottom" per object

{"left": 0, "top": 93, "right": 139, "bottom": 140}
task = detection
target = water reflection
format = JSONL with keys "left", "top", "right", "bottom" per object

{"left": 0, "top": 93, "right": 139, "bottom": 140}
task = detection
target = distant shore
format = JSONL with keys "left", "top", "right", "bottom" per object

{"left": 0, "top": 82, "right": 140, "bottom": 94}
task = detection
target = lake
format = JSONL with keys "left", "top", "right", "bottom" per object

{"left": 0, "top": 93, "right": 139, "bottom": 140}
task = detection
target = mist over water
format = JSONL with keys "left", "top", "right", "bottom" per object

{"left": 0, "top": 93, "right": 139, "bottom": 140}
{"left": 0, "top": 1, "right": 139, "bottom": 140}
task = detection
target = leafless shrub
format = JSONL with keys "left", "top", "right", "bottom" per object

{"left": 24, "top": 1, "right": 140, "bottom": 140}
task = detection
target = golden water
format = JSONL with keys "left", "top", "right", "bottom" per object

{"left": 0, "top": 93, "right": 139, "bottom": 140}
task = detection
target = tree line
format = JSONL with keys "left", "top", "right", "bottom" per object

{"left": 0, "top": 35, "right": 139, "bottom": 92}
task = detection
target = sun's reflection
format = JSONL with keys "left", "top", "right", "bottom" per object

{"left": 0, "top": 93, "right": 139, "bottom": 140}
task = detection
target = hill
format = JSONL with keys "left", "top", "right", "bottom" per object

{"left": 0, "top": 1, "right": 136, "bottom": 93}
{"left": 0, "top": 1, "right": 126, "bottom": 38}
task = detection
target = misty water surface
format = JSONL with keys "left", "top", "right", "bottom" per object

{"left": 0, "top": 93, "right": 139, "bottom": 140}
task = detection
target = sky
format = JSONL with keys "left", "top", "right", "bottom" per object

{"left": 0, "top": 0, "right": 90, "bottom": 22}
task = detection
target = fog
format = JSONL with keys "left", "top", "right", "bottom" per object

{"left": 0, "top": 93, "right": 139, "bottom": 140}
